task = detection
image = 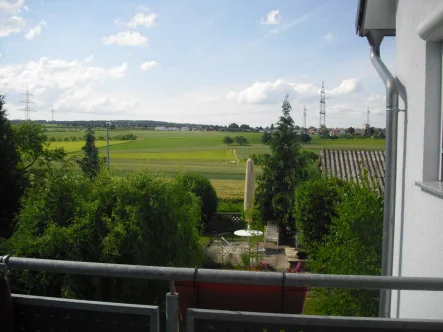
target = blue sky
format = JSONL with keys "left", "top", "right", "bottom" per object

{"left": 0, "top": 0, "right": 396, "bottom": 127}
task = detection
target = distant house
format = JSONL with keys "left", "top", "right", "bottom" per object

{"left": 168, "top": 127, "right": 179, "bottom": 131}
{"left": 155, "top": 126, "right": 167, "bottom": 131}
{"left": 354, "top": 128, "right": 365, "bottom": 135}
{"left": 307, "top": 127, "right": 318, "bottom": 135}
{"left": 329, "top": 128, "right": 341, "bottom": 136}
{"left": 319, "top": 149, "right": 385, "bottom": 194}
{"left": 181, "top": 127, "right": 190, "bottom": 131}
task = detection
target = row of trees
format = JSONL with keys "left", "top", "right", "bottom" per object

{"left": 222, "top": 135, "right": 249, "bottom": 145}
{"left": 48, "top": 133, "right": 138, "bottom": 142}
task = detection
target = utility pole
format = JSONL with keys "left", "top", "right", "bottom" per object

{"left": 367, "top": 107, "right": 371, "bottom": 137}
{"left": 18, "top": 85, "right": 36, "bottom": 120}
{"left": 51, "top": 108, "right": 54, "bottom": 122}
{"left": 319, "top": 81, "right": 326, "bottom": 128}
{"left": 106, "top": 121, "right": 111, "bottom": 169}
{"left": 303, "top": 105, "right": 307, "bottom": 131}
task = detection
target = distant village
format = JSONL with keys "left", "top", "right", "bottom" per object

{"left": 15, "top": 119, "right": 385, "bottom": 138}
{"left": 153, "top": 123, "right": 386, "bottom": 138}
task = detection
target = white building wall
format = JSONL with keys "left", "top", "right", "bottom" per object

{"left": 392, "top": 0, "right": 443, "bottom": 319}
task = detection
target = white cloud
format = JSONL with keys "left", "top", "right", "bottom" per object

{"left": 140, "top": 60, "right": 159, "bottom": 71}
{"left": 25, "top": 20, "right": 47, "bottom": 40}
{"left": 0, "top": 57, "right": 130, "bottom": 116}
{"left": 269, "top": 13, "right": 311, "bottom": 35}
{"left": 328, "top": 79, "right": 361, "bottom": 97}
{"left": 127, "top": 12, "right": 157, "bottom": 28}
{"left": 0, "top": 0, "right": 26, "bottom": 15}
{"left": 260, "top": 10, "right": 281, "bottom": 25}
{"left": 101, "top": 31, "right": 148, "bottom": 46}
{"left": 324, "top": 32, "right": 333, "bottom": 41}
{"left": 0, "top": 16, "right": 26, "bottom": 37}
{"left": 227, "top": 78, "right": 360, "bottom": 105}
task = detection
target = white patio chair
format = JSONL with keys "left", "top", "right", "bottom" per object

{"left": 264, "top": 223, "right": 279, "bottom": 251}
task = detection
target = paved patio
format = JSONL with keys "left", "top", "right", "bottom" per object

{"left": 204, "top": 239, "right": 293, "bottom": 271}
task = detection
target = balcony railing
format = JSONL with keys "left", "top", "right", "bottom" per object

{"left": 2, "top": 255, "right": 443, "bottom": 332}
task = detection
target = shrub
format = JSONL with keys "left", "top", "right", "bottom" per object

{"left": 309, "top": 177, "right": 383, "bottom": 317}
{"left": 112, "top": 133, "right": 137, "bottom": 140}
{"left": 294, "top": 177, "right": 349, "bottom": 254}
{"left": 70, "top": 136, "right": 78, "bottom": 141}
{"left": 222, "top": 136, "right": 234, "bottom": 145}
{"left": 175, "top": 172, "right": 218, "bottom": 231}
{"left": 6, "top": 170, "right": 202, "bottom": 304}
{"left": 217, "top": 198, "right": 243, "bottom": 213}
{"left": 49, "top": 137, "right": 56, "bottom": 142}
{"left": 63, "top": 137, "right": 70, "bottom": 141}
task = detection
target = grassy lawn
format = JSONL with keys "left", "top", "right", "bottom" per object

{"left": 47, "top": 129, "right": 385, "bottom": 199}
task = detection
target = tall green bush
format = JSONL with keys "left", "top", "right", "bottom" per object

{"left": 293, "top": 177, "right": 348, "bottom": 254}
{"left": 309, "top": 178, "right": 383, "bottom": 317}
{"left": 6, "top": 170, "right": 202, "bottom": 304}
{"left": 175, "top": 172, "right": 218, "bottom": 232}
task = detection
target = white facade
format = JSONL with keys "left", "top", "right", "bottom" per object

{"left": 390, "top": 0, "right": 443, "bottom": 319}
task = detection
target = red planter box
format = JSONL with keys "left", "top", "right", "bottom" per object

{"left": 175, "top": 281, "right": 307, "bottom": 319}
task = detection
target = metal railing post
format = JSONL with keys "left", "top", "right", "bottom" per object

{"left": 166, "top": 280, "right": 179, "bottom": 332}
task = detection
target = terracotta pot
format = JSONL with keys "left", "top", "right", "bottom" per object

{"left": 175, "top": 281, "right": 307, "bottom": 320}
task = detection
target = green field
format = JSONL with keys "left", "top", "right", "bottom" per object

{"left": 46, "top": 128, "right": 385, "bottom": 199}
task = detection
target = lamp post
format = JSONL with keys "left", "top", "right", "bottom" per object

{"left": 106, "top": 121, "right": 111, "bottom": 169}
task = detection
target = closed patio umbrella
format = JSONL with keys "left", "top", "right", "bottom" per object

{"left": 244, "top": 158, "right": 255, "bottom": 229}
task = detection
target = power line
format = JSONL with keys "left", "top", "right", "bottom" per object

{"left": 319, "top": 80, "right": 326, "bottom": 128}
{"left": 17, "top": 85, "right": 36, "bottom": 120}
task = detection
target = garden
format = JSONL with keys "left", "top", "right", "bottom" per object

{"left": 0, "top": 93, "right": 383, "bottom": 317}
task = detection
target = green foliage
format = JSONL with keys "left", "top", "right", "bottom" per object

{"left": 300, "top": 150, "right": 318, "bottom": 164}
{"left": 228, "top": 123, "right": 239, "bottom": 131}
{"left": 0, "top": 94, "right": 25, "bottom": 239}
{"left": 249, "top": 153, "right": 270, "bottom": 166}
{"left": 6, "top": 170, "right": 202, "bottom": 304}
{"left": 175, "top": 172, "right": 218, "bottom": 231}
{"left": 300, "top": 133, "right": 312, "bottom": 143}
{"left": 234, "top": 136, "right": 248, "bottom": 145}
{"left": 217, "top": 199, "right": 243, "bottom": 213}
{"left": 294, "top": 177, "right": 348, "bottom": 254}
{"left": 13, "top": 120, "right": 67, "bottom": 171}
{"left": 309, "top": 178, "right": 383, "bottom": 317}
{"left": 70, "top": 136, "right": 78, "bottom": 141}
{"left": 222, "top": 136, "right": 234, "bottom": 145}
{"left": 78, "top": 127, "right": 100, "bottom": 179}
{"left": 320, "top": 125, "right": 329, "bottom": 139}
{"left": 255, "top": 95, "right": 306, "bottom": 235}
{"left": 112, "top": 133, "right": 137, "bottom": 140}
{"left": 261, "top": 132, "right": 272, "bottom": 145}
